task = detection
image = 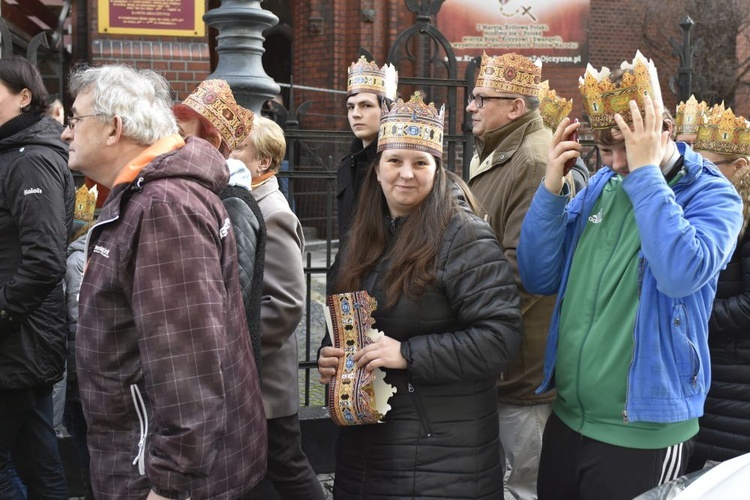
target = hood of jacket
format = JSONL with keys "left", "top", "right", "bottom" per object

{"left": 0, "top": 115, "right": 68, "bottom": 164}
{"left": 107, "top": 135, "right": 228, "bottom": 203}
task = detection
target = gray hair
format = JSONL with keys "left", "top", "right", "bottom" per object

{"left": 523, "top": 95, "right": 540, "bottom": 111}
{"left": 68, "top": 65, "right": 177, "bottom": 145}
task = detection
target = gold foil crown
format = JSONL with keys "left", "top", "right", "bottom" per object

{"left": 694, "top": 107, "right": 750, "bottom": 156}
{"left": 347, "top": 56, "right": 399, "bottom": 101}
{"left": 377, "top": 91, "right": 445, "bottom": 157}
{"left": 75, "top": 184, "right": 98, "bottom": 222}
{"left": 538, "top": 80, "right": 573, "bottom": 129}
{"left": 579, "top": 50, "right": 663, "bottom": 130}
{"left": 475, "top": 52, "right": 542, "bottom": 97}
{"left": 182, "top": 79, "right": 254, "bottom": 151}
{"left": 675, "top": 96, "right": 708, "bottom": 135}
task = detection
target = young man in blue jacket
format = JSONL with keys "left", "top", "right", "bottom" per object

{"left": 518, "top": 56, "right": 743, "bottom": 499}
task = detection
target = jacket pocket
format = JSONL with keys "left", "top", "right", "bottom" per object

{"left": 130, "top": 384, "right": 148, "bottom": 476}
{"left": 671, "top": 304, "right": 703, "bottom": 395}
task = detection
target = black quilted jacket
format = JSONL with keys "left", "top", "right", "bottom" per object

{"left": 333, "top": 208, "right": 523, "bottom": 500}
{"left": 693, "top": 228, "right": 750, "bottom": 462}
{"left": 220, "top": 185, "right": 266, "bottom": 374}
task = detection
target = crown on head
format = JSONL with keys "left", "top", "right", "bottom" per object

{"left": 675, "top": 95, "right": 709, "bottom": 135}
{"left": 377, "top": 91, "right": 445, "bottom": 157}
{"left": 694, "top": 107, "right": 750, "bottom": 156}
{"left": 75, "top": 184, "right": 98, "bottom": 223}
{"left": 474, "top": 52, "right": 542, "bottom": 97}
{"left": 347, "top": 56, "right": 399, "bottom": 101}
{"left": 538, "top": 80, "right": 573, "bottom": 129}
{"left": 579, "top": 51, "right": 662, "bottom": 130}
{"left": 182, "top": 79, "right": 254, "bottom": 151}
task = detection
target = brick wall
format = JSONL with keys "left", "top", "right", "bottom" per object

{"left": 88, "top": 3, "right": 211, "bottom": 102}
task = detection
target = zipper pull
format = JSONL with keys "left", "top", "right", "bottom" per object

{"left": 408, "top": 383, "right": 414, "bottom": 393}
{"left": 622, "top": 409, "right": 629, "bottom": 423}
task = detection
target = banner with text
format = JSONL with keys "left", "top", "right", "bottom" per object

{"left": 439, "top": 0, "right": 589, "bottom": 66}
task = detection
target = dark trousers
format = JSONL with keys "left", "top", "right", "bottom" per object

{"left": 248, "top": 413, "right": 326, "bottom": 500}
{"left": 538, "top": 412, "right": 693, "bottom": 500}
{"left": 0, "top": 387, "right": 68, "bottom": 500}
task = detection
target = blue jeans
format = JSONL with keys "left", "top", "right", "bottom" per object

{"left": 0, "top": 387, "right": 68, "bottom": 499}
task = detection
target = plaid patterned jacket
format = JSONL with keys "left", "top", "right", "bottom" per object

{"left": 77, "top": 137, "right": 266, "bottom": 499}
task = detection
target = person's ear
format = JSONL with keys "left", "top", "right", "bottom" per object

{"left": 508, "top": 98, "right": 527, "bottom": 120}
{"left": 105, "top": 115, "right": 124, "bottom": 145}
{"left": 258, "top": 156, "right": 272, "bottom": 174}
{"left": 19, "top": 88, "right": 32, "bottom": 111}
{"left": 733, "top": 157, "right": 748, "bottom": 172}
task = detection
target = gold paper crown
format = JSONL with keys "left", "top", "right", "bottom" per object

{"left": 475, "top": 52, "right": 542, "bottom": 97}
{"left": 694, "top": 107, "right": 750, "bottom": 156}
{"left": 675, "top": 96, "right": 709, "bottom": 135}
{"left": 579, "top": 50, "right": 663, "bottom": 130}
{"left": 182, "top": 79, "right": 254, "bottom": 151}
{"left": 538, "top": 80, "right": 573, "bottom": 129}
{"left": 377, "top": 92, "right": 445, "bottom": 157}
{"left": 347, "top": 56, "right": 398, "bottom": 101}
{"left": 74, "top": 184, "right": 98, "bottom": 222}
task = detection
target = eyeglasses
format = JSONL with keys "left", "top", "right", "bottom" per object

{"left": 468, "top": 95, "right": 518, "bottom": 108}
{"left": 66, "top": 114, "right": 100, "bottom": 131}
{"left": 712, "top": 159, "right": 735, "bottom": 166}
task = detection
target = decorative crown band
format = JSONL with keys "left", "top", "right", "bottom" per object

{"left": 694, "top": 107, "right": 750, "bottom": 156}
{"left": 75, "top": 184, "right": 98, "bottom": 223}
{"left": 579, "top": 50, "right": 663, "bottom": 130}
{"left": 675, "top": 95, "right": 709, "bottom": 136}
{"left": 538, "top": 80, "right": 573, "bottom": 130}
{"left": 347, "top": 56, "right": 399, "bottom": 101}
{"left": 182, "top": 79, "right": 254, "bottom": 151}
{"left": 475, "top": 52, "right": 542, "bottom": 97}
{"left": 377, "top": 92, "right": 445, "bottom": 158}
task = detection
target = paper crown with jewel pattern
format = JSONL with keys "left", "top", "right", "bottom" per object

{"left": 347, "top": 56, "right": 399, "bottom": 101}
{"left": 74, "top": 184, "right": 98, "bottom": 223}
{"left": 474, "top": 52, "right": 542, "bottom": 97}
{"left": 377, "top": 91, "right": 445, "bottom": 157}
{"left": 182, "top": 79, "right": 254, "bottom": 151}
{"left": 694, "top": 107, "right": 750, "bottom": 156}
{"left": 579, "top": 51, "right": 663, "bottom": 130}
{"left": 675, "top": 95, "right": 709, "bottom": 136}
{"left": 538, "top": 80, "right": 573, "bottom": 129}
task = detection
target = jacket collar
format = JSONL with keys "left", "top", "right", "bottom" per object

{"left": 471, "top": 110, "right": 545, "bottom": 179}
{"left": 251, "top": 174, "right": 279, "bottom": 203}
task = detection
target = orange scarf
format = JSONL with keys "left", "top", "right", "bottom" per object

{"left": 251, "top": 171, "right": 276, "bottom": 190}
{"left": 112, "top": 134, "right": 185, "bottom": 186}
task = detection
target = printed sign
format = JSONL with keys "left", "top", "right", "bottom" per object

{"left": 439, "top": 0, "right": 590, "bottom": 66}
{"left": 98, "top": 0, "right": 205, "bottom": 37}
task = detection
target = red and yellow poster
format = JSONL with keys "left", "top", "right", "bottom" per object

{"left": 98, "top": 0, "right": 205, "bottom": 37}
{"left": 438, "top": 0, "right": 590, "bottom": 66}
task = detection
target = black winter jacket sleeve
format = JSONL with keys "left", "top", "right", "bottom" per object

{"left": 401, "top": 212, "right": 523, "bottom": 384}
{"left": 709, "top": 231, "right": 750, "bottom": 338}
{"left": 0, "top": 141, "right": 71, "bottom": 329}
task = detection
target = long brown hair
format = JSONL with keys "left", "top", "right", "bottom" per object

{"left": 335, "top": 153, "right": 458, "bottom": 307}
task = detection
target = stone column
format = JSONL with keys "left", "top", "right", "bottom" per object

{"left": 204, "top": 0, "right": 280, "bottom": 113}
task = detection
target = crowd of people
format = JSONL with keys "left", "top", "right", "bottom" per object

{"left": 0, "top": 40, "right": 749, "bottom": 500}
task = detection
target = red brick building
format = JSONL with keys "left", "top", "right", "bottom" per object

{"left": 5, "top": 0, "right": 749, "bottom": 230}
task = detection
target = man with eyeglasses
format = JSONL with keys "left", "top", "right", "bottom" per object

{"left": 466, "top": 51, "right": 553, "bottom": 500}
{"left": 61, "top": 64, "right": 267, "bottom": 500}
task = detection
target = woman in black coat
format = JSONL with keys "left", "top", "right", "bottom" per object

{"left": 689, "top": 142, "right": 750, "bottom": 469}
{"left": 318, "top": 93, "right": 522, "bottom": 499}
{"left": 0, "top": 56, "right": 73, "bottom": 498}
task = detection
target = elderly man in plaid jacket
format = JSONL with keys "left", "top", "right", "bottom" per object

{"left": 61, "top": 65, "right": 267, "bottom": 500}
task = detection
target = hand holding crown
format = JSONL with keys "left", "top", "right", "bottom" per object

{"left": 545, "top": 117, "right": 582, "bottom": 194}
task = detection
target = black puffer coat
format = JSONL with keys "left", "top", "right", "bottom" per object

{"left": 0, "top": 114, "right": 74, "bottom": 388}
{"left": 334, "top": 209, "right": 523, "bottom": 500}
{"left": 693, "top": 228, "right": 750, "bottom": 462}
